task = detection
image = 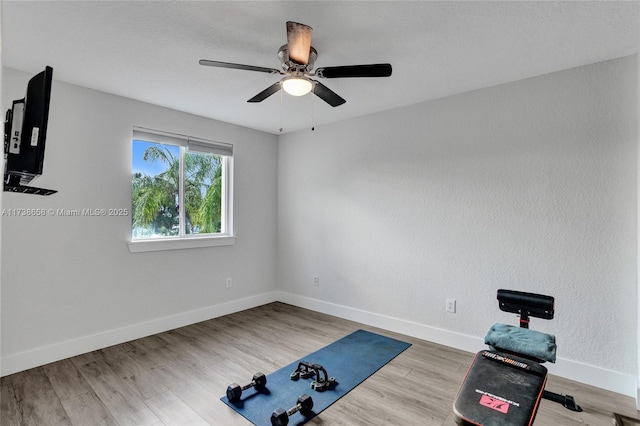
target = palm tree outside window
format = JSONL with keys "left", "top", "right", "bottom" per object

{"left": 131, "top": 127, "right": 233, "bottom": 240}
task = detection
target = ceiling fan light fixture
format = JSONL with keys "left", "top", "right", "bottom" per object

{"left": 200, "top": 21, "right": 391, "bottom": 107}
{"left": 281, "top": 76, "right": 313, "bottom": 96}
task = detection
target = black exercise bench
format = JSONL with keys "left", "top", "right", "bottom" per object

{"left": 453, "top": 289, "right": 582, "bottom": 425}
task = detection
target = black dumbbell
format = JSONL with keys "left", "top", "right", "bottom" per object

{"left": 270, "top": 394, "right": 314, "bottom": 426}
{"left": 226, "top": 372, "right": 267, "bottom": 402}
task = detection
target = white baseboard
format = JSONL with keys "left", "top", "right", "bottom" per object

{"left": 277, "top": 291, "right": 637, "bottom": 399}
{"left": 276, "top": 291, "right": 483, "bottom": 353}
{"left": 2, "top": 290, "right": 636, "bottom": 400}
{"left": 0, "top": 291, "right": 279, "bottom": 377}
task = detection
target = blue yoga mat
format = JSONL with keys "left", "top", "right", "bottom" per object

{"left": 221, "top": 329, "right": 411, "bottom": 426}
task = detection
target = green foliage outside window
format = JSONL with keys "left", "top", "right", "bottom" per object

{"left": 132, "top": 141, "right": 223, "bottom": 239}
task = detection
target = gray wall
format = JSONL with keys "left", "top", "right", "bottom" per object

{"left": 1, "top": 55, "right": 637, "bottom": 398}
{"left": 1, "top": 67, "right": 279, "bottom": 374}
{"left": 277, "top": 55, "right": 637, "bottom": 396}
{"left": 637, "top": 50, "right": 640, "bottom": 409}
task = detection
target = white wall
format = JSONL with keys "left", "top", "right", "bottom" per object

{"left": 0, "top": 67, "right": 279, "bottom": 375}
{"left": 637, "top": 48, "right": 640, "bottom": 409}
{"left": 1, "top": 55, "right": 637, "bottom": 399}
{"left": 277, "top": 55, "right": 638, "bottom": 396}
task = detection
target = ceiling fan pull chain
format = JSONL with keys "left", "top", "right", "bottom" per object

{"left": 279, "top": 87, "right": 284, "bottom": 133}
{"left": 311, "top": 94, "right": 315, "bottom": 131}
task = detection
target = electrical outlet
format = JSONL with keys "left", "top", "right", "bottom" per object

{"left": 226, "top": 277, "right": 232, "bottom": 289}
{"left": 313, "top": 276, "right": 320, "bottom": 286}
{"left": 446, "top": 299, "right": 456, "bottom": 313}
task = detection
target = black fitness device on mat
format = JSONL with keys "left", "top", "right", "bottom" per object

{"left": 290, "top": 361, "right": 337, "bottom": 392}
{"left": 453, "top": 289, "right": 581, "bottom": 425}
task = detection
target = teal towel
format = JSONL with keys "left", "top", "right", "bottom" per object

{"left": 484, "top": 323, "right": 557, "bottom": 363}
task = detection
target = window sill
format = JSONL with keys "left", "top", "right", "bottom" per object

{"left": 128, "top": 235, "right": 236, "bottom": 253}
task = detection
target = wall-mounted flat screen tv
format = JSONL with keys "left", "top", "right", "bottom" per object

{"left": 4, "top": 66, "right": 57, "bottom": 195}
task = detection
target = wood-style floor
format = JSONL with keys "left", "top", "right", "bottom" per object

{"left": 1, "top": 302, "right": 638, "bottom": 425}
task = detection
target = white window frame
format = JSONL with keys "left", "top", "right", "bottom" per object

{"left": 128, "top": 127, "right": 235, "bottom": 253}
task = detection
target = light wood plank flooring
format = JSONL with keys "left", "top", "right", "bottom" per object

{"left": 1, "top": 302, "right": 638, "bottom": 425}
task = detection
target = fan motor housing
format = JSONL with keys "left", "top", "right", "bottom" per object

{"left": 278, "top": 44, "right": 317, "bottom": 72}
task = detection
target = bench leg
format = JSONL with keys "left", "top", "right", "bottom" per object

{"left": 542, "top": 390, "right": 582, "bottom": 412}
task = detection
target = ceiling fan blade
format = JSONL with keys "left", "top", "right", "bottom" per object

{"left": 199, "top": 59, "right": 281, "bottom": 74}
{"left": 286, "top": 21, "right": 313, "bottom": 65}
{"left": 312, "top": 81, "right": 346, "bottom": 107}
{"left": 247, "top": 82, "right": 281, "bottom": 103}
{"left": 316, "top": 63, "right": 392, "bottom": 78}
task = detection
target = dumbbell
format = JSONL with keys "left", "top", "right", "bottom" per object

{"left": 270, "top": 394, "right": 314, "bottom": 426}
{"left": 226, "top": 372, "right": 267, "bottom": 402}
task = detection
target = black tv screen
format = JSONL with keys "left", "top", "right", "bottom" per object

{"left": 4, "top": 66, "right": 56, "bottom": 195}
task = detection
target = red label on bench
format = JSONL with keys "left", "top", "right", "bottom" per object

{"left": 479, "top": 395, "right": 509, "bottom": 413}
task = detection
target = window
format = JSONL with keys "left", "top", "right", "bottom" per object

{"left": 129, "top": 127, "right": 234, "bottom": 252}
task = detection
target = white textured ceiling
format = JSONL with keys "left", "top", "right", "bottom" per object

{"left": 2, "top": 1, "right": 639, "bottom": 134}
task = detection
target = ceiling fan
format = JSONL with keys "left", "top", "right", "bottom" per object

{"left": 199, "top": 21, "right": 392, "bottom": 107}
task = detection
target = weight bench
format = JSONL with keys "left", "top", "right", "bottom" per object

{"left": 453, "top": 289, "right": 582, "bottom": 425}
